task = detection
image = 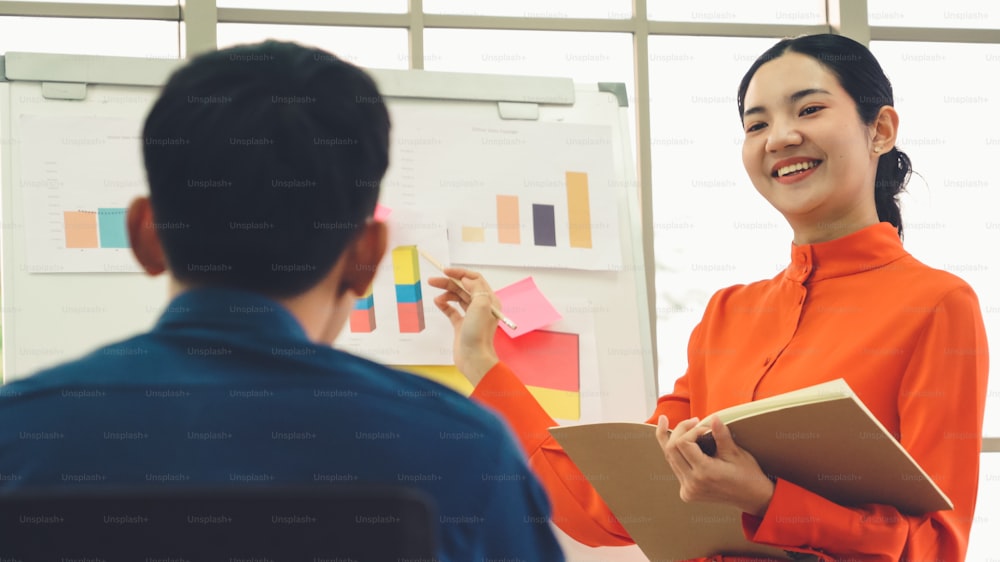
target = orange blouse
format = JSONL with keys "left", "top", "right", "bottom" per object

{"left": 472, "top": 222, "right": 989, "bottom": 561}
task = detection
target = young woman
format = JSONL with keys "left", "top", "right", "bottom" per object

{"left": 429, "top": 34, "right": 988, "bottom": 562}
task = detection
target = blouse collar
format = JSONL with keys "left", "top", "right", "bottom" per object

{"left": 784, "top": 222, "right": 909, "bottom": 284}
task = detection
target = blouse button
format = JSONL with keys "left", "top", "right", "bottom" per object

{"left": 763, "top": 356, "right": 772, "bottom": 366}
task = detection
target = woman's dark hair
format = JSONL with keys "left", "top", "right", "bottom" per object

{"left": 736, "top": 34, "right": 911, "bottom": 239}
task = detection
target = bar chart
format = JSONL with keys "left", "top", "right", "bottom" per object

{"left": 460, "top": 171, "right": 595, "bottom": 250}
{"left": 349, "top": 285, "right": 376, "bottom": 333}
{"left": 20, "top": 114, "right": 148, "bottom": 272}
{"left": 336, "top": 206, "right": 452, "bottom": 365}
{"left": 63, "top": 208, "right": 129, "bottom": 249}
{"left": 347, "top": 246, "right": 428, "bottom": 334}
{"left": 494, "top": 329, "right": 581, "bottom": 420}
{"left": 399, "top": 297, "right": 603, "bottom": 422}
{"left": 420, "top": 118, "right": 620, "bottom": 270}
{"left": 392, "top": 245, "right": 426, "bottom": 333}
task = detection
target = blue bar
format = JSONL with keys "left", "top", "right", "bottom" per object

{"left": 394, "top": 282, "right": 422, "bottom": 304}
{"left": 353, "top": 295, "right": 375, "bottom": 310}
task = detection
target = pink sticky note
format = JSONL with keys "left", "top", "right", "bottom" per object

{"left": 495, "top": 277, "right": 562, "bottom": 338}
{"left": 374, "top": 204, "right": 392, "bottom": 222}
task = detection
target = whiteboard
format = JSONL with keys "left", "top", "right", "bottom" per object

{"left": 0, "top": 52, "right": 656, "bottom": 427}
{"left": 0, "top": 57, "right": 656, "bottom": 558}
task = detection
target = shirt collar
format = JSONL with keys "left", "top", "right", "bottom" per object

{"left": 784, "top": 222, "right": 908, "bottom": 284}
{"left": 152, "top": 287, "right": 309, "bottom": 341}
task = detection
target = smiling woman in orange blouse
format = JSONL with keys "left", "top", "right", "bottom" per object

{"left": 428, "top": 34, "right": 989, "bottom": 562}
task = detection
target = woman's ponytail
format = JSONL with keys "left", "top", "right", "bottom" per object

{"left": 874, "top": 147, "right": 911, "bottom": 239}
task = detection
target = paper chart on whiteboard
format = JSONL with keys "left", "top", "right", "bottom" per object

{"left": 497, "top": 298, "right": 603, "bottom": 424}
{"left": 335, "top": 206, "right": 454, "bottom": 366}
{"left": 18, "top": 114, "right": 147, "bottom": 273}
{"left": 385, "top": 114, "right": 623, "bottom": 271}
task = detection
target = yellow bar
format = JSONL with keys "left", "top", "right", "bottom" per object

{"left": 566, "top": 171, "right": 593, "bottom": 249}
{"left": 391, "top": 245, "right": 421, "bottom": 285}
{"left": 402, "top": 365, "right": 580, "bottom": 420}
{"left": 461, "top": 226, "right": 486, "bottom": 243}
{"left": 527, "top": 385, "right": 581, "bottom": 420}
{"left": 400, "top": 365, "right": 474, "bottom": 395}
{"left": 496, "top": 195, "right": 520, "bottom": 244}
{"left": 361, "top": 284, "right": 374, "bottom": 299}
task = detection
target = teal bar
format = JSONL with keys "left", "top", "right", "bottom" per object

{"left": 97, "top": 208, "right": 129, "bottom": 248}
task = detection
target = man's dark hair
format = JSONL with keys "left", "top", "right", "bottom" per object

{"left": 142, "top": 40, "right": 390, "bottom": 298}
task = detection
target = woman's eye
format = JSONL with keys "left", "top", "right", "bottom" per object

{"left": 800, "top": 106, "right": 823, "bottom": 116}
{"left": 746, "top": 122, "right": 766, "bottom": 133}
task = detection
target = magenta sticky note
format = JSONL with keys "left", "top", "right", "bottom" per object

{"left": 495, "top": 277, "right": 562, "bottom": 338}
{"left": 374, "top": 204, "right": 392, "bottom": 222}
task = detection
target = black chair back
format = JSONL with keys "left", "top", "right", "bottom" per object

{"left": 0, "top": 484, "right": 437, "bottom": 562}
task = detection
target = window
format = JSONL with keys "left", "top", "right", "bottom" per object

{"left": 424, "top": 0, "right": 631, "bottom": 19}
{"left": 647, "top": 35, "right": 786, "bottom": 390}
{"left": 648, "top": 0, "right": 824, "bottom": 24}
{"left": 872, "top": 40, "right": 1000, "bottom": 435}
{"left": 218, "top": 0, "right": 405, "bottom": 13}
{"left": 26, "top": 0, "right": 173, "bottom": 4}
{"left": 0, "top": 17, "right": 178, "bottom": 58}
{"left": 967, "top": 453, "right": 1000, "bottom": 560}
{"left": 870, "top": 0, "right": 1000, "bottom": 29}
{"left": 217, "top": 24, "right": 408, "bottom": 70}
{"left": 424, "top": 29, "right": 636, "bottom": 154}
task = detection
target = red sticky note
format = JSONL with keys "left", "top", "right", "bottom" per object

{"left": 374, "top": 204, "right": 392, "bottom": 222}
{"left": 493, "top": 329, "right": 579, "bottom": 392}
{"left": 495, "top": 277, "right": 562, "bottom": 338}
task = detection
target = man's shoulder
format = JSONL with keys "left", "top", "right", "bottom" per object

{"left": 1, "top": 334, "right": 514, "bottom": 444}
{"left": 0, "top": 334, "right": 155, "bottom": 397}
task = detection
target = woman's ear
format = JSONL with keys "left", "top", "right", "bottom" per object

{"left": 872, "top": 105, "right": 900, "bottom": 154}
{"left": 127, "top": 197, "right": 167, "bottom": 276}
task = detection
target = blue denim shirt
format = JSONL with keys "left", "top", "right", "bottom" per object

{"left": 0, "top": 288, "right": 564, "bottom": 562}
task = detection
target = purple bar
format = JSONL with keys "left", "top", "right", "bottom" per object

{"left": 532, "top": 204, "right": 556, "bottom": 247}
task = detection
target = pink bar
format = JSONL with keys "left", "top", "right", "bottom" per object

{"left": 397, "top": 301, "right": 425, "bottom": 333}
{"left": 350, "top": 308, "right": 376, "bottom": 333}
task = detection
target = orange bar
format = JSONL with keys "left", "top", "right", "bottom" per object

{"left": 566, "top": 171, "right": 593, "bottom": 249}
{"left": 64, "top": 211, "right": 99, "bottom": 249}
{"left": 461, "top": 226, "right": 485, "bottom": 243}
{"left": 496, "top": 195, "right": 521, "bottom": 244}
